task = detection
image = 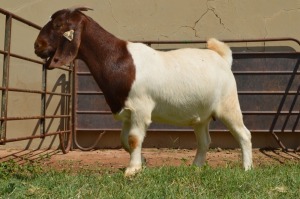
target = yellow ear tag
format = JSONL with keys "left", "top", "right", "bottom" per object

{"left": 63, "top": 30, "right": 74, "bottom": 41}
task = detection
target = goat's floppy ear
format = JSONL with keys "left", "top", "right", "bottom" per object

{"left": 47, "top": 28, "right": 81, "bottom": 69}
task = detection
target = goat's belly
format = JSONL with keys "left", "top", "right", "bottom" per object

{"left": 151, "top": 104, "right": 212, "bottom": 127}
{"left": 151, "top": 115, "right": 201, "bottom": 127}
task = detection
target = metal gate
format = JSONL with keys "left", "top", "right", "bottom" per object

{"left": 0, "top": 8, "right": 73, "bottom": 153}
{"left": 74, "top": 38, "right": 300, "bottom": 151}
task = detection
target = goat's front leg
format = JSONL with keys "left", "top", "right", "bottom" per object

{"left": 124, "top": 124, "right": 147, "bottom": 177}
{"left": 122, "top": 100, "right": 153, "bottom": 177}
{"left": 124, "top": 107, "right": 152, "bottom": 177}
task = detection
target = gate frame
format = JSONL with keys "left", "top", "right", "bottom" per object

{"left": 74, "top": 38, "right": 300, "bottom": 152}
{"left": 0, "top": 8, "right": 73, "bottom": 153}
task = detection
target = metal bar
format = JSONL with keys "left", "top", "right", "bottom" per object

{"left": 68, "top": 62, "right": 75, "bottom": 151}
{"left": 77, "top": 72, "right": 92, "bottom": 75}
{"left": 59, "top": 62, "right": 74, "bottom": 153}
{"left": 238, "top": 91, "right": 298, "bottom": 95}
{"left": 233, "top": 71, "right": 300, "bottom": 75}
{"left": 40, "top": 64, "right": 47, "bottom": 135}
{"left": 45, "top": 90, "right": 71, "bottom": 96}
{"left": 157, "top": 129, "right": 300, "bottom": 133}
{"left": 76, "top": 111, "right": 112, "bottom": 114}
{"left": 242, "top": 111, "right": 300, "bottom": 115}
{"left": 75, "top": 110, "right": 300, "bottom": 115}
{"left": 10, "top": 52, "right": 44, "bottom": 64}
{"left": 77, "top": 91, "right": 103, "bottom": 95}
{"left": 138, "top": 38, "right": 300, "bottom": 47}
{"left": 0, "top": 130, "right": 70, "bottom": 144}
{"left": 0, "top": 8, "right": 41, "bottom": 30}
{"left": 281, "top": 86, "right": 300, "bottom": 133}
{"left": 54, "top": 66, "right": 73, "bottom": 72}
{"left": 0, "top": 115, "right": 70, "bottom": 121}
{"left": 0, "top": 49, "right": 8, "bottom": 55}
{"left": 0, "top": 50, "right": 72, "bottom": 68}
{"left": 234, "top": 52, "right": 300, "bottom": 55}
{"left": 75, "top": 91, "right": 299, "bottom": 95}
{"left": 77, "top": 71, "right": 300, "bottom": 76}
{"left": 73, "top": 61, "right": 80, "bottom": 149}
{"left": 0, "top": 50, "right": 45, "bottom": 64}
{"left": 75, "top": 128, "right": 300, "bottom": 133}
{"left": 74, "top": 130, "right": 105, "bottom": 151}
{"left": 0, "top": 14, "right": 12, "bottom": 144}
{"left": 0, "top": 87, "right": 71, "bottom": 96}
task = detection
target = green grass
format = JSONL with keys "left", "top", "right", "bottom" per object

{"left": 0, "top": 161, "right": 299, "bottom": 199}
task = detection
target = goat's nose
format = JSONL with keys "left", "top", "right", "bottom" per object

{"left": 34, "top": 41, "right": 41, "bottom": 50}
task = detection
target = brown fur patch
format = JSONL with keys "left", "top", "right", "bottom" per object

{"left": 77, "top": 17, "right": 136, "bottom": 114}
{"left": 128, "top": 135, "right": 138, "bottom": 150}
{"left": 35, "top": 9, "right": 136, "bottom": 114}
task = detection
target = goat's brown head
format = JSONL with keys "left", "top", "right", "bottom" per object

{"left": 34, "top": 6, "right": 93, "bottom": 69}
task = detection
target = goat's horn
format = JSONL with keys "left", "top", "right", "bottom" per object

{"left": 69, "top": 6, "right": 93, "bottom": 12}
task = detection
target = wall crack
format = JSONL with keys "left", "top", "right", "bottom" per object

{"left": 107, "top": 0, "right": 119, "bottom": 24}
{"left": 181, "top": 0, "right": 231, "bottom": 38}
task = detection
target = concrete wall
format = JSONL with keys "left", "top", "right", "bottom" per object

{"left": 0, "top": 0, "right": 299, "bottom": 150}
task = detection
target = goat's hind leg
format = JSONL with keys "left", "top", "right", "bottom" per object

{"left": 217, "top": 107, "right": 252, "bottom": 170}
{"left": 120, "top": 120, "right": 131, "bottom": 153}
{"left": 229, "top": 123, "right": 252, "bottom": 170}
{"left": 193, "top": 121, "right": 211, "bottom": 167}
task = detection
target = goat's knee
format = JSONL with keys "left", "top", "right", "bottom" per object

{"left": 125, "top": 128, "right": 146, "bottom": 177}
{"left": 120, "top": 121, "right": 131, "bottom": 152}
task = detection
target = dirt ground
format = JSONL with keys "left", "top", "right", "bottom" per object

{"left": 0, "top": 148, "right": 299, "bottom": 172}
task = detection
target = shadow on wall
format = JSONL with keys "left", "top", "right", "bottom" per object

{"left": 0, "top": 73, "right": 70, "bottom": 151}
{"left": 24, "top": 74, "right": 70, "bottom": 150}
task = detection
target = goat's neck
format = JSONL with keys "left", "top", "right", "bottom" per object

{"left": 78, "top": 22, "right": 123, "bottom": 74}
{"left": 77, "top": 20, "right": 135, "bottom": 114}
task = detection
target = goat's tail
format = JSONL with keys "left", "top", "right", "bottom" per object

{"left": 207, "top": 38, "right": 232, "bottom": 68}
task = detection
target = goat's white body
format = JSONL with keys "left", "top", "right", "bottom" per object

{"left": 121, "top": 43, "right": 231, "bottom": 126}
{"left": 115, "top": 39, "right": 252, "bottom": 176}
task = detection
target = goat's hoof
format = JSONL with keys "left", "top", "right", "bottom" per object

{"left": 124, "top": 166, "right": 142, "bottom": 177}
{"left": 142, "top": 156, "right": 147, "bottom": 165}
{"left": 244, "top": 164, "right": 253, "bottom": 171}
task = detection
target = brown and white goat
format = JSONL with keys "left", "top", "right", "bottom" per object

{"left": 34, "top": 7, "right": 252, "bottom": 176}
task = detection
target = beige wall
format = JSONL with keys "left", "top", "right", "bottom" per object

{"left": 0, "top": 0, "right": 299, "bottom": 149}
{"left": 2, "top": 0, "right": 300, "bottom": 41}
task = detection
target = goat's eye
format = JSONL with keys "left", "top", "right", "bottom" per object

{"left": 54, "top": 23, "right": 62, "bottom": 29}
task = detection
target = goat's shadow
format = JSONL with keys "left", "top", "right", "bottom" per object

{"left": 268, "top": 57, "right": 300, "bottom": 151}
{"left": 26, "top": 73, "right": 70, "bottom": 149}
{"left": 259, "top": 148, "right": 300, "bottom": 164}
{"left": 0, "top": 74, "right": 70, "bottom": 163}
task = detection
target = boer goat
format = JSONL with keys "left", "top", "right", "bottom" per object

{"left": 34, "top": 7, "right": 252, "bottom": 176}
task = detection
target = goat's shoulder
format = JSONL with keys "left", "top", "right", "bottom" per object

{"left": 126, "top": 41, "right": 161, "bottom": 65}
{"left": 127, "top": 41, "right": 157, "bottom": 55}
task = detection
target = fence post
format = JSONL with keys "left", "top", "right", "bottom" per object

{"left": 0, "top": 14, "right": 12, "bottom": 144}
{"left": 40, "top": 64, "right": 47, "bottom": 136}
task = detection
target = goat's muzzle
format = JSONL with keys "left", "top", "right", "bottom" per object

{"left": 34, "top": 40, "right": 56, "bottom": 70}
{"left": 34, "top": 40, "right": 50, "bottom": 58}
